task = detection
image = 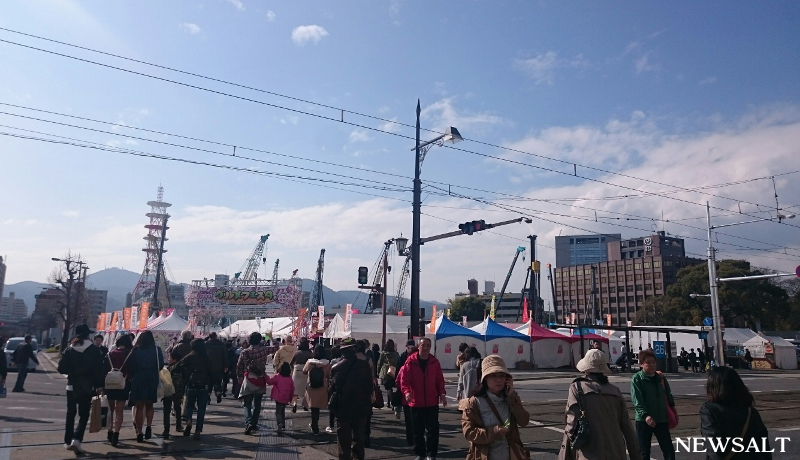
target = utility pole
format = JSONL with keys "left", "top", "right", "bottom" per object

{"left": 706, "top": 203, "right": 725, "bottom": 367}
{"left": 528, "top": 235, "right": 537, "bottom": 324}
{"left": 547, "top": 263, "right": 557, "bottom": 324}
{"left": 411, "top": 101, "right": 422, "bottom": 339}
{"left": 381, "top": 242, "right": 389, "bottom": 348}
{"left": 590, "top": 265, "right": 598, "bottom": 325}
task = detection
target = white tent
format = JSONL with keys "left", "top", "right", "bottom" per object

{"left": 431, "top": 316, "right": 484, "bottom": 370}
{"left": 470, "top": 318, "right": 531, "bottom": 368}
{"left": 514, "top": 321, "right": 576, "bottom": 369}
{"left": 146, "top": 312, "right": 190, "bottom": 348}
{"left": 348, "top": 314, "right": 410, "bottom": 346}
{"left": 323, "top": 313, "right": 348, "bottom": 339}
{"left": 220, "top": 317, "right": 295, "bottom": 339}
{"left": 595, "top": 331, "right": 625, "bottom": 364}
{"left": 743, "top": 334, "right": 798, "bottom": 370}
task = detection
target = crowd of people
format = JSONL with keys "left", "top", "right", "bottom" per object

{"left": 0, "top": 325, "right": 775, "bottom": 460}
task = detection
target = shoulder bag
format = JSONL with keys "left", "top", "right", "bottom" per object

{"left": 657, "top": 371, "right": 678, "bottom": 429}
{"left": 568, "top": 378, "right": 590, "bottom": 450}
{"left": 104, "top": 350, "right": 132, "bottom": 390}
{"left": 723, "top": 407, "right": 751, "bottom": 460}
{"left": 484, "top": 394, "right": 530, "bottom": 459}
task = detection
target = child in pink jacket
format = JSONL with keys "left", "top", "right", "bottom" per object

{"left": 266, "top": 362, "right": 295, "bottom": 434}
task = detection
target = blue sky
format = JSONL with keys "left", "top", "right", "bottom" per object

{"left": 1, "top": 1, "right": 799, "bottom": 307}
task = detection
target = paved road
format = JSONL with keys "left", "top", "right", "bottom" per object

{"left": 1, "top": 356, "right": 798, "bottom": 459}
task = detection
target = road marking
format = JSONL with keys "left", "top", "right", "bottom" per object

{"left": 775, "top": 426, "right": 800, "bottom": 431}
{"left": 529, "top": 420, "right": 565, "bottom": 434}
{"left": 752, "top": 390, "right": 762, "bottom": 393}
{"left": 0, "top": 428, "right": 12, "bottom": 460}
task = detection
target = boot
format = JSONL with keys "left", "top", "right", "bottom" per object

{"left": 111, "top": 432, "right": 120, "bottom": 447}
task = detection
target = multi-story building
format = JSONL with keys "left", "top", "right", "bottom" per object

{"left": 553, "top": 232, "right": 703, "bottom": 326}
{"left": 555, "top": 234, "right": 621, "bottom": 268}
{"left": 0, "top": 292, "right": 27, "bottom": 320}
{"left": 454, "top": 285, "right": 531, "bottom": 322}
{"left": 0, "top": 256, "right": 6, "bottom": 301}
{"left": 86, "top": 289, "right": 108, "bottom": 328}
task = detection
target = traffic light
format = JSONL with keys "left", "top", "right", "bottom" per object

{"left": 458, "top": 220, "right": 487, "bottom": 235}
{"left": 358, "top": 266, "right": 369, "bottom": 285}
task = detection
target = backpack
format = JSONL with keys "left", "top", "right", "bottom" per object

{"left": 309, "top": 364, "right": 324, "bottom": 389}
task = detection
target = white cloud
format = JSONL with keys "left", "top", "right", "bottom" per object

{"left": 62, "top": 210, "right": 80, "bottom": 218}
{"left": 378, "top": 118, "right": 399, "bottom": 133}
{"left": 266, "top": 10, "right": 276, "bottom": 21}
{"left": 291, "top": 25, "right": 329, "bottom": 46}
{"left": 514, "top": 51, "right": 589, "bottom": 85}
{"left": 349, "top": 130, "right": 373, "bottom": 143}
{"left": 635, "top": 52, "right": 658, "bottom": 74}
{"left": 698, "top": 77, "right": 717, "bottom": 86}
{"left": 223, "top": 0, "right": 245, "bottom": 11}
{"left": 179, "top": 23, "right": 201, "bottom": 35}
{"left": 420, "top": 97, "right": 504, "bottom": 134}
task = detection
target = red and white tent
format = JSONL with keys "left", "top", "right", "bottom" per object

{"left": 513, "top": 321, "right": 578, "bottom": 368}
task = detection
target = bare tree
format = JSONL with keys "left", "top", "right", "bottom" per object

{"left": 48, "top": 253, "right": 90, "bottom": 352}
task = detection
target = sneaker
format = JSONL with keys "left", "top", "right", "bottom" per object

{"left": 68, "top": 439, "right": 86, "bottom": 454}
{"left": 309, "top": 424, "right": 319, "bottom": 435}
{"left": 183, "top": 422, "right": 192, "bottom": 437}
{"left": 292, "top": 404, "right": 297, "bottom": 413}
{"left": 63, "top": 443, "right": 71, "bottom": 450}
{"left": 325, "top": 426, "right": 334, "bottom": 433}
{"left": 162, "top": 431, "right": 170, "bottom": 441}
{"left": 245, "top": 425, "right": 253, "bottom": 435}
{"left": 217, "top": 394, "right": 222, "bottom": 404}
{"left": 193, "top": 432, "right": 201, "bottom": 440}
{"left": 395, "top": 411, "right": 401, "bottom": 419}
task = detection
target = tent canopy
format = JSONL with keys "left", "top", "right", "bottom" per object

{"left": 470, "top": 318, "right": 530, "bottom": 342}
{"left": 515, "top": 321, "right": 579, "bottom": 343}
{"left": 435, "top": 316, "right": 482, "bottom": 339}
{"left": 148, "top": 312, "right": 189, "bottom": 331}
{"left": 323, "top": 314, "right": 347, "bottom": 339}
{"left": 720, "top": 328, "right": 758, "bottom": 346}
{"left": 555, "top": 328, "right": 609, "bottom": 344}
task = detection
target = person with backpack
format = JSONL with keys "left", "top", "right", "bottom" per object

{"left": 557, "top": 349, "right": 640, "bottom": 460}
{"left": 174, "top": 338, "right": 213, "bottom": 440}
{"left": 303, "top": 345, "right": 330, "bottom": 435}
{"left": 236, "top": 332, "right": 271, "bottom": 435}
{"left": 58, "top": 324, "right": 104, "bottom": 454}
{"left": 377, "top": 339, "right": 400, "bottom": 413}
{"left": 461, "top": 355, "right": 531, "bottom": 460}
{"left": 161, "top": 350, "right": 185, "bottom": 440}
{"left": 104, "top": 334, "right": 133, "bottom": 447}
{"left": 267, "top": 362, "right": 295, "bottom": 435}
{"left": 457, "top": 346, "right": 482, "bottom": 401}
{"left": 331, "top": 338, "right": 373, "bottom": 460}
{"left": 127, "top": 330, "right": 165, "bottom": 443}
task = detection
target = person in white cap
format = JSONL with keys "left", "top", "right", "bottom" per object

{"left": 459, "top": 354, "right": 530, "bottom": 460}
{"left": 557, "top": 349, "right": 640, "bottom": 460}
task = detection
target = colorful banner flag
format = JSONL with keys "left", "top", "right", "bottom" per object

{"left": 522, "top": 297, "right": 529, "bottom": 323}
{"left": 344, "top": 304, "right": 352, "bottom": 334}
{"left": 123, "top": 308, "right": 132, "bottom": 330}
{"left": 317, "top": 305, "right": 325, "bottom": 330}
{"left": 139, "top": 302, "right": 150, "bottom": 330}
{"left": 110, "top": 311, "right": 119, "bottom": 331}
{"left": 96, "top": 313, "right": 104, "bottom": 332}
{"left": 104, "top": 312, "right": 111, "bottom": 330}
{"left": 490, "top": 295, "right": 496, "bottom": 320}
{"left": 293, "top": 308, "right": 307, "bottom": 337}
{"left": 429, "top": 305, "right": 436, "bottom": 333}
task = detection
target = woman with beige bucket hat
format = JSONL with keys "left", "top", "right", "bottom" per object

{"left": 557, "top": 349, "right": 641, "bottom": 460}
{"left": 459, "top": 355, "right": 530, "bottom": 460}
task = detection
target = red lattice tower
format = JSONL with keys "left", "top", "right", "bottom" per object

{"left": 131, "top": 186, "right": 171, "bottom": 306}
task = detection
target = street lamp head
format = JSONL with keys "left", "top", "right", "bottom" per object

{"left": 395, "top": 236, "right": 408, "bottom": 254}
{"left": 689, "top": 293, "right": 698, "bottom": 298}
{"left": 442, "top": 126, "right": 463, "bottom": 144}
{"left": 52, "top": 257, "right": 62, "bottom": 262}
{"left": 778, "top": 213, "right": 796, "bottom": 220}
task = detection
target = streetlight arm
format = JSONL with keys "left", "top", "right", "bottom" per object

{"left": 718, "top": 273, "right": 795, "bottom": 282}
{"left": 420, "top": 217, "right": 531, "bottom": 244}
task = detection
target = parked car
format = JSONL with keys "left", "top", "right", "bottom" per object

{"left": 4, "top": 337, "right": 39, "bottom": 372}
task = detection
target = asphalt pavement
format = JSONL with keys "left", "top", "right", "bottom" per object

{"left": 1, "top": 355, "right": 799, "bottom": 459}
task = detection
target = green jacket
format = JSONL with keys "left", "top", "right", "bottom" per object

{"left": 630, "top": 370, "right": 675, "bottom": 423}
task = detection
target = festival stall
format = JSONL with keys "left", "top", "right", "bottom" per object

{"left": 514, "top": 321, "right": 577, "bottom": 368}
{"left": 323, "top": 314, "right": 347, "bottom": 340}
{"left": 219, "top": 317, "right": 295, "bottom": 339}
{"left": 743, "top": 334, "right": 798, "bottom": 370}
{"left": 431, "top": 316, "right": 484, "bottom": 370}
{"left": 147, "top": 311, "right": 190, "bottom": 349}
{"left": 470, "top": 318, "right": 531, "bottom": 367}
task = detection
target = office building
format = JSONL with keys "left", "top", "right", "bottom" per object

{"left": 0, "top": 292, "right": 27, "bottom": 320}
{"left": 553, "top": 232, "right": 703, "bottom": 326}
{"left": 484, "top": 281, "right": 495, "bottom": 295}
{"left": 555, "top": 234, "right": 621, "bottom": 268}
{"left": 86, "top": 289, "right": 108, "bottom": 328}
{"left": 0, "top": 256, "right": 6, "bottom": 301}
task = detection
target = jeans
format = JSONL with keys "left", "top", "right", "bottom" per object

{"left": 275, "top": 402, "right": 287, "bottom": 429}
{"left": 13, "top": 367, "right": 29, "bottom": 391}
{"left": 184, "top": 387, "right": 209, "bottom": 433}
{"left": 411, "top": 406, "right": 439, "bottom": 458}
{"left": 209, "top": 372, "right": 224, "bottom": 396}
{"left": 337, "top": 417, "right": 367, "bottom": 460}
{"left": 243, "top": 394, "right": 264, "bottom": 427}
{"left": 162, "top": 395, "right": 182, "bottom": 433}
{"left": 636, "top": 421, "right": 675, "bottom": 460}
{"left": 310, "top": 408, "right": 321, "bottom": 433}
{"left": 64, "top": 391, "right": 92, "bottom": 444}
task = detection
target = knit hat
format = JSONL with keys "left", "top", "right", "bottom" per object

{"left": 576, "top": 349, "right": 611, "bottom": 375}
{"left": 480, "top": 355, "right": 511, "bottom": 382}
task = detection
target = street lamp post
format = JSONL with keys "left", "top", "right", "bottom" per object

{"left": 705, "top": 202, "right": 795, "bottom": 367}
{"left": 410, "top": 100, "right": 463, "bottom": 338}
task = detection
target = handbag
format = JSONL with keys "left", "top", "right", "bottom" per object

{"left": 658, "top": 372, "right": 678, "bottom": 429}
{"left": 155, "top": 347, "right": 171, "bottom": 400}
{"left": 104, "top": 351, "right": 132, "bottom": 390}
{"left": 372, "top": 384, "right": 384, "bottom": 409}
{"left": 89, "top": 396, "right": 103, "bottom": 433}
{"left": 568, "top": 378, "right": 591, "bottom": 450}
{"left": 484, "top": 394, "right": 530, "bottom": 459}
{"left": 159, "top": 367, "right": 175, "bottom": 398}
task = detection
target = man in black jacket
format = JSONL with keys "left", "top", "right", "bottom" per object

{"left": 331, "top": 338, "right": 373, "bottom": 460}
{"left": 12, "top": 335, "right": 39, "bottom": 392}
{"left": 205, "top": 332, "right": 228, "bottom": 403}
{"left": 0, "top": 338, "right": 7, "bottom": 390}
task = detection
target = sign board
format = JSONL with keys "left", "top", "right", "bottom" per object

{"left": 698, "top": 332, "right": 708, "bottom": 340}
{"left": 703, "top": 317, "right": 713, "bottom": 327}
{"left": 700, "top": 326, "right": 713, "bottom": 332}
{"left": 654, "top": 341, "right": 666, "bottom": 358}
{"left": 796, "top": 265, "right": 800, "bottom": 278}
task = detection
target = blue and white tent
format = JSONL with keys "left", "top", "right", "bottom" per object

{"left": 431, "top": 316, "right": 483, "bottom": 370}
{"left": 470, "top": 318, "right": 532, "bottom": 367}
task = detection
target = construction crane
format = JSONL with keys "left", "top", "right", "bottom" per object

{"left": 271, "top": 259, "right": 280, "bottom": 286}
{"left": 311, "top": 249, "right": 325, "bottom": 309}
{"left": 232, "top": 234, "right": 269, "bottom": 285}
{"left": 389, "top": 254, "right": 411, "bottom": 314}
{"left": 495, "top": 246, "right": 526, "bottom": 312}
{"left": 364, "top": 242, "right": 392, "bottom": 314}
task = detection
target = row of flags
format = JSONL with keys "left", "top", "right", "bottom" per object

{"left": 95, "top": 302, "right": 150, "bottom": 332}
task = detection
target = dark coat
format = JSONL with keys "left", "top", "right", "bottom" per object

{"left": 128, "top": 345, "right": 165, "bottom": 402}
{"left": 14, "top": 342, "right": 39, "bottom": 366}
{"left": 331, "top": 355, "right": 373, "bottom": 421}
{"left": 699, "top": 402, "right": 772, "bottom": 460}
{"left": 174, "top": 351, "right": 213, "bottom": 390}
{"left": 167, "top": 339, "right": 192, "bottom": 361}
{"left": 205, "top": 338, "right": 227, "bottom": 375}
{"left": 57, "top": 342, "right": 104, "bottom": 400}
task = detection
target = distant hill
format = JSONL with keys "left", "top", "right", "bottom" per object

{"left": 5, "top": 270, "right": 442, "bottom": 317}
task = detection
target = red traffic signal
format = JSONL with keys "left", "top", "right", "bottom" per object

{"left": 459, "top": 220, "right": 487, "bottom": 235}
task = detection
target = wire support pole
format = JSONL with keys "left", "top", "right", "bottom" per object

{"left": 706, "top": 202, "right": 725, "bottom": 367}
